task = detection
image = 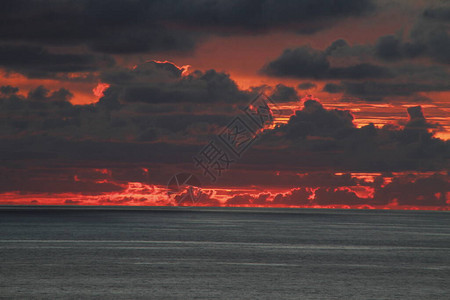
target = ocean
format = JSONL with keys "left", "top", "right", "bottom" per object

{"left": 0, "top": 207, "right": 449, "bottom": 299}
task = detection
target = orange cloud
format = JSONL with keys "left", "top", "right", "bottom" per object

{"left": 93, "top": 82, "right": 110, "bottom": 99}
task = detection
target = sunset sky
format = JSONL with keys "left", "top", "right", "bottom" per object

{"left": 0, "top": 0, "right": 449, "bottom": 209}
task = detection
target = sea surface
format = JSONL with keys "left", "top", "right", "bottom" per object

{"left": 0, "top": 207, "right": 449, "bottom": 299}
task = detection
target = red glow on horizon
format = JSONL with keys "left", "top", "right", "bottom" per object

{"left": 1, "top": 180, "right": 448, "bottom": 211}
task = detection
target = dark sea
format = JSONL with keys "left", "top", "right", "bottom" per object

{"left": 0, "top": 207, "right": 449, "bottom": 299}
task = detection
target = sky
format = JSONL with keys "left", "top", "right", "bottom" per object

{"left": 0, "top": 0, "right": 449, "bottom": 209}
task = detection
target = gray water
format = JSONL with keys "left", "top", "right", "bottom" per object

{"left": 0, "top": 207, "right": 449, "bottom": 299}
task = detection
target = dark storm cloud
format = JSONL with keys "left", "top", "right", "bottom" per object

{"left": 264, "top": 1, "right": 450, "bottom": 101}
{"left": 374, "top": 3, "right": 450, "bottom": 64}
{"left": 121, "top": 70, "right": 249, "bottom": 103}
{"left": 0, "top": 85, "right": 89, "bottom": 133}
{"left": 0, "top": 0, "right": 199, "bottom": 54}
{"left": 0, "top": 166, "right": 124, "bottom": 195}
{"left": 320, "top": 63, "right": 450, "bottom": 100}
{"left": 374, "top": 35, "right": 424, "bottom": 61}
{"left": 328, "top": 64, "right": 391, "bottom": 79}
{"left": 322, "top": 83, "right": 343, "bottom": 93}
{"left": 374, "top": 30, "right": 450, "bottom": 65}
{"left": 166, "top": 0, "right": 375, "bottom": 30}
{"left": 0, "top": 135, "right": 197, "bottom": 167}
{"left": 409, "top": 24, "right": 450, "bottom": 65}
{"left": 0, "top": 133, "right": 199, "bottom": 191}
{"left": 280, "top": 99, "right": 355, "bottom": 139}
{"left": 0, "top": 85, "right": 448, "bottom": 205}
{"left": 0, "top": 85, "right": 19, "bottom": 95}
{"left": 100, "top": 61, "right": 252, "bottom": 104}
{"left": 0, "top": 83, "right": 236, "bottom": 145}
{"left": 215, "top": 170, "right": 361, "bottom": 189}
{"left": 269, "top": 84, "right": 299, "bottom": 102}
{"left": 271, "top": 189, "right": 311, "bottom": 206}
{"left": 261, "top": 47, "right": 330, "bottom": 78}
{"left": 339, "top": 81, "right": 450, "bottom": 101}
{"left": 100, "top": 61, "right": 184, "bottom": 85}
{"left": 267, "top": 42, "right": 450, "bottom": 100}
{"left": 27, "top": 86, "right": 73, "bottom": 102}
{"left": 175, "top": 190, "right": 220, "bottom": 207}
{"left": 2, "top": 61, "right": 252, "bottom": 157}
{"left": 314, "top": 188, "right": 369, "bottom": 206}
{"left": 0, "top": 44, "right": 114, "bottom": 78}
{"left": 1, "top": 83, "right": 448, "bottom": 174}
{"left": 261, "top": 46, "right": 391, "bottom": 79}
{"left": 110, "top": 168, "right": 149, "bottom": 183}
{"left": 373, "top": 173, "right": 449, "bottom": 207}
{"left": 324, "top": 3, "right": 450, "bottom": 65}
{"left": 404, "top": 106, "right": 439, "bottom": 131}
{"left": 1, "top": 85, "right": 74, "bottom": 104}
{"left": 0, "top": 0, "right": 375, "bottom": 55}
{"left": 226, "top": 193, "right": 272, "bottom": 206}
{"left": 325, "top": 38, "right": 350, "bottom": 55}
{"left": 423, "top": 5, "right": 450, "bottom": 21}
{"left": 257, "top": 99, "right": 449, "bottom": 172}
{"left": 297, "top": 82, "right": 317, "bottom": 90}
